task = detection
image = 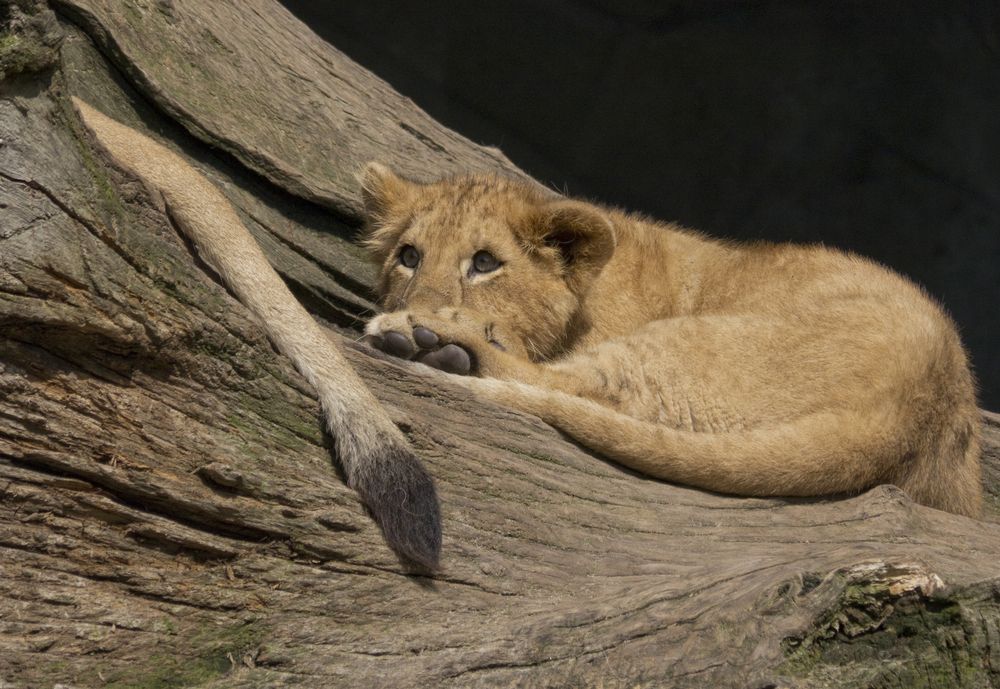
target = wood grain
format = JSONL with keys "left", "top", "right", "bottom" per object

{"left": 1, "top": 2, "right": 998, "bottom": 687}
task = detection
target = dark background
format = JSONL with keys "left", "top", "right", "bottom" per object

{"left": 279, "top": 0, "right": 1000, "bottom": 410}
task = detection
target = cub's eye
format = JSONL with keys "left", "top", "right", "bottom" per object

{"left": 471, "top": 250, "right": 501, "bottom": 274}
{"left": 398, "top": 244, "right": 420, "bottom": 269}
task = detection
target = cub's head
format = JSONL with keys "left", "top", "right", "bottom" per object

{"left": 359, "top": 163, "right": 616, "bottom": 361}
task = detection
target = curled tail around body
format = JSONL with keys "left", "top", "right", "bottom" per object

{"left": 73, "top": 98, "right": 441, "bottom": 568}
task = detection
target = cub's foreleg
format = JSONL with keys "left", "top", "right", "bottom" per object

{"left": 366, "top": 306, "right": 588, "bottom": 393}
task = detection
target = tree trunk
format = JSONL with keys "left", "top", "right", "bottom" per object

{"left": 1, "top": 2, "right": 999, "bottom": 687}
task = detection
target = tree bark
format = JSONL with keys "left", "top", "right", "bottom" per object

{"left": 1, "top": 2, "right": 999, "bottom": 687}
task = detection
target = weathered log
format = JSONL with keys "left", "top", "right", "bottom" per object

{"left": 1, "top": 2, "right": 999, "bottom": 687}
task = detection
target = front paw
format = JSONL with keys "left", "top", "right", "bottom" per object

{"left": 365, "top": 309, "right": 504, "bottom": 376}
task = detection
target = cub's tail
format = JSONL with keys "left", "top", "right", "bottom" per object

{"left": 73, "top": 98, "right": 441, "bottom": 568}
{"left": 468, "top": 378, "right": 982, "bottom": 518}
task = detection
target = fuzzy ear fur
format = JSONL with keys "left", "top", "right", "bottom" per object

{"left": 358, "top": 162, "right": 418, "bottom": 262}
{"left": 359, "top": 162, "right": 414, "bottom": 220}
{"left": 524, "top": 199, "right": 617, "bottom": 294}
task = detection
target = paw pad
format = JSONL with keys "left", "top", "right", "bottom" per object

{"left": 382, "top": 330, "right": 416, "bottom": 359}
{"left": 413, "top": 326, "right": 439, "bottom": 349}
{"left": 367, "top": 325, "right": 475, "bottom": 376}
{"left": 417, "top": 343, "right": 472, "bottom": 375}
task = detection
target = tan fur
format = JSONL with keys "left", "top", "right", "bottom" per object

{"left": 362, "top": 165, "right": 982, "bottom": 518}
{"left": 71, "top": 100, "right": 441, "bottom": 567}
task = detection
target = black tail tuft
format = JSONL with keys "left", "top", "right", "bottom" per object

{"left": 351, "top": 444, "right": 442, "bottom": 570}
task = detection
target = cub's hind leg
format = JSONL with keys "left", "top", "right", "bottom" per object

{"left": 470, "top": 313, "right": 982, "bottom": 517}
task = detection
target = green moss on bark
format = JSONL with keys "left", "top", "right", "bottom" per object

{"left": 781, "top": 574, "right": 1000, "bottom": 689}
{"left": 0, "top": 1, "right": 61, "bottom": 81}
{"left": 101, "top": 620, "right": 268, "bottom": 689}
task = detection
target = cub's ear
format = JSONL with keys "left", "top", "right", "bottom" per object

{"left": 524, "top": 199, "right": 616, "bottom": 294}
{"left": 358, "top": 162, "right": 416, "bottom": 222}
{"left": 357, "top": 162, "right": 418, "bottom": 262}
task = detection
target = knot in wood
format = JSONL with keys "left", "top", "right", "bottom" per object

{"left": 195, "top": 462, "right": 245, "bottom": 489}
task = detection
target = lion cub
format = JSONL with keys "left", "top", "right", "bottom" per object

{"left": 362, "top": 163, "right": 982, "bottom": 518}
